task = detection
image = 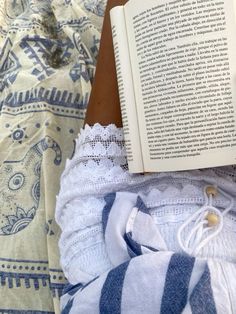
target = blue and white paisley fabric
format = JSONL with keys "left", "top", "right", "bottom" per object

{"left": 0, "top": 0, "right": 105, "bottom": 312}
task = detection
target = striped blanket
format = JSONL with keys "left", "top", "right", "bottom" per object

{"left": 61, "top": 192, "right": 236, "bottom": 313}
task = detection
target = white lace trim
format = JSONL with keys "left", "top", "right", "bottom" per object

{"left": 63, "top": 123, "right": 236, "bottom": 182}
{"left": 57, "top": 124, "right": 236, "bottom": 217}
{"left": 62, "top": 123, "right": 127, "bottom": 174}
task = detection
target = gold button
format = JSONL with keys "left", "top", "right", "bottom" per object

{"left": 206, "top": 186, "right": 217, "bottom": 197}
{"left": 206, "top": 212, "right": 219, "bottom": 227}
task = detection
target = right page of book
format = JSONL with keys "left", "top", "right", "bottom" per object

{"left": 124, "top": 0, "right": 236, "bottom": 172}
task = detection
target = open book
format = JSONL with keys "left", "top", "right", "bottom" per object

{"left": 110, "top": 0, "right": 236, "bottom": 173}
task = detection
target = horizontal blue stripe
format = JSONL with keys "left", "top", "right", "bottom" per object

{"left": 1, "top": 86, "right": 88, "bottom": 106}
{"left": 0, "top": 257, "right": 48, "bottom": 264}
{"left": 0, "top": 310, "right": 54, "bottom": 314}
{"left": 0, "top": 271, "right": 50, "bottom": 280}
{"left": 1, "top": 109, "right": 85, "bottom": 120}
{"left": 50, "top": 282, "right": 66, "bottom": 288}
{"left": 50, "top": 282, "right": 66, "bottom": 298}
{"left": 48, "top": 268, "right": 63, "bottom": 273}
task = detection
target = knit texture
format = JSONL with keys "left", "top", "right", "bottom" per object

{"left": 58, "top": 185, "right": 236, "bottom": 313}
{"left": 56, "top": 124, "right": 236, "bottom": 288}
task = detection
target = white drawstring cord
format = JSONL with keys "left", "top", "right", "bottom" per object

{"left": 177, "top": 186, "right": 234, "bottom": 256}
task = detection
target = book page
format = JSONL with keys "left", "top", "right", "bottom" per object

{"left": 125, "top": 0, "right": 236, "bottom": 172}
{"left": 110, "top": 6, "right": 144, "bottom": 173}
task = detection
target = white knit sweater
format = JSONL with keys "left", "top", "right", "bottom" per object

{"left": 56, "top": 123, "right": 236, "bottom": 285}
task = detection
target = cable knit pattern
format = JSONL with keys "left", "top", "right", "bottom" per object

{"left": 56, "top": 123, "right": 236, "bottom": 285}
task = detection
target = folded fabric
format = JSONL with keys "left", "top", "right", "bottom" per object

{"left": 60, "top": 192, "right": 236, "bottom": 313}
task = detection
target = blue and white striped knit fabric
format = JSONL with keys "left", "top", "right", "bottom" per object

{"left": 60, "top": 191, "right": 236, "bottom": 313}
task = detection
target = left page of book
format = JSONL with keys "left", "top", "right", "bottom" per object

{"left": 110, "top": 6, "right": 144, "bottom": 173}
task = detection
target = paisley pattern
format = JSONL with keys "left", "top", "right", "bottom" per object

{"left": 0, "top": 0, "right": 105, "bottom": 312}
{"left": 0, "top": 136, "right": 62, "bottom": 235}
{"left": 2, "top": 206, "right": 36, "bottom": 235}
{"left": 84, "top": 0, "right": 106, "bottom": 16}
{"left": 0, "top": 38, "right": 21, "bottom": 92}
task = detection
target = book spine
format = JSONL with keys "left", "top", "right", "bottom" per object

{"left": 110, "top": 6, "right": 144, "bottom": 173}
